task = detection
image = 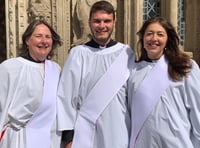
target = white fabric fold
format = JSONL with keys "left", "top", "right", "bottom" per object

{"left": 26, "top": 60, "right": 59, "bottom": 148}
{"left": 130, "top": 56, "right": 171, "bottom": 147}
{"left": 72, "top": 46, "right": 131, "bottom": 148}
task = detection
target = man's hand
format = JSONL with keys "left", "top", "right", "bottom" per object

{"left": 65, "top": 142, "right": 72, "bottom": 148}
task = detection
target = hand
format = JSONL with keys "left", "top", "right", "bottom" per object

{"left": 65, "top": 142, "right": 72, "bottom": 148}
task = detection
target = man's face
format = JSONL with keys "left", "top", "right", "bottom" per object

{"left": 89, "top": 10, "right": 115, "bottom": 46}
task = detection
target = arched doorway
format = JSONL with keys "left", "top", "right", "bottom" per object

{"left": 0, "top": 0, "right": 6, "bottom": 63}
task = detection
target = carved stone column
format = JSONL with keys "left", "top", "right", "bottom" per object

{"left": 185, "top": 0, "right": 200, "bottom": 65}
{"left": 6, "top": 0, "right": 17, "bottom": 58}
{"left": 161, "top": 0, "right": 178, "bottom": 28}
{"left": 123, "top": 0, "right": 143, "bottom": 49}
{"left": 55, "top": 0, "right": 71, "bottom": 66}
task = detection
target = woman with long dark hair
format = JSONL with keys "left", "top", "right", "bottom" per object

{"left": 129, "top": 17, "right": 200, "bottom": 148}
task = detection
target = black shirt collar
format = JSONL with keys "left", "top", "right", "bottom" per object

{"left": 22, "top": 53, "right": 44, "bottom": 63}
{"left": 85, "top": 39, "right": 117, "bottom": 48}
{"left": 144, "top": 57, "right": 153, "bottom": 62}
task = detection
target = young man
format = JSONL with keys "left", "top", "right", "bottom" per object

{"left": 57, "top": 1, "right": 135, "bottom": 148}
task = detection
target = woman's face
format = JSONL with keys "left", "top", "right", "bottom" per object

{"left": 26, "top": 24, "right": 53, "bottom": 62}
{"left": 143, "top": 22, "right": 168, "bottom": 60}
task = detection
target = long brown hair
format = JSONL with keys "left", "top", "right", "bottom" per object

{"left": 137, "top": 17, "right": 192, "bottom": 81}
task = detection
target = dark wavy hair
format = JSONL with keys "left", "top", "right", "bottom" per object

{"left": 136, "top": 17, "right": 192, "bottom": 81}
{"left": 20, "top": 19, "right": 62, "bottom": 59}
{"left": 89, "top": 0, "right": 115, "bottom": 20}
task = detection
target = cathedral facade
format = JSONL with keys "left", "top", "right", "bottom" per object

{"left": 0, "top": 0, "right": 200, "bottom": 66}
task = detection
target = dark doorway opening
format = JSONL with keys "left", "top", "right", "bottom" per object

{"left": 0, "top": 0, "right": 6, "bottom": 63}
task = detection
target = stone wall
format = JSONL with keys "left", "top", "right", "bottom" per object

{"left": 185, "top": 0, "right": 200, "bottom": 65}
{"left": 3, "top": 0, "right": 200, "bottom": 66}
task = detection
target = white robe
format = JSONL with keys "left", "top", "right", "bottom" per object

{"left": 0, "top": 57, "right": 61, "bottom": 148}
{"left": 57, "top": 42, "right": 135, "bottom": 148}
{"left": 128, "top": 59, "right": 200, "bottom": 148}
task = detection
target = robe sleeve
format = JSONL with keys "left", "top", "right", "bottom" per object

{"left": 61, "top": 130, "right": 74, "bottom": 144}
{"left": 184, "top": 60, "right": 200, "bottom": 146}
{"left": 0, "top": 64, "right": 11, "bottom": 133}
{"left": 57, "top": 47, "right": 83, "bottom": 131}
{"left": 1, "top": 58, "right": 45, "bottom": 133}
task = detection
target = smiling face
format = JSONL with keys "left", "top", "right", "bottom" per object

{"left": 26, "top": 24, "right": 53, "bottom": 62}
{"left": 143, "top": 22, "right": 168, "bottom": 60}
{"left": 89, "top": 10, "right": 115, "bottom": 46}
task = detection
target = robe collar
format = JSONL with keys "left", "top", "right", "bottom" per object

{"left": 85, "top": 39, "right": 117, "bottom": 48}
{"left": 21, "top": 52, "right": 44, "bottom": 63}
